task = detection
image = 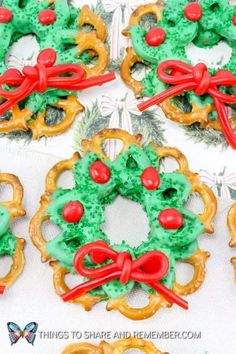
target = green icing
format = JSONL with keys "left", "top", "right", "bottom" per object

{"left": 0, "top": 0, "right": 94, "bottom": 115}
{"left": 129, "top": 0, "right": 236, "bottom": 116}
{"left": 45, "top": 144, "right": 204, "bottom": 300}
{"left": 0, "top": 205, "right": 17, "bottom": 256}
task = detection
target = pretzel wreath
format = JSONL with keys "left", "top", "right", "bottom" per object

{"left": 62, "top": 338, "right": 168, "bottom": 354}
{"left": 0, "top": 173, "right": 25, "bottom": 295}
{"left": 121, "top": 0, "right": 236, "bottom": 148}
{"left": 30, "top": 129, "right": 217, "bottom": 320}
{"left": 0, "top": 0, "right": 113, "bottom": 139}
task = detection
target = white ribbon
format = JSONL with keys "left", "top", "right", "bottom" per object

{"left": 100, "top": 94, "right": 141, "bottom": 160}
{"left": 200, "top": 169, "right": 236, "bottom": 199}
{"left": 103, "top": 0, "right": 142, "bottom": 60}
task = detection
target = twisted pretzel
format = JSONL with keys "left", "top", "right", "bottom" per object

{"left": 121, "top": 3, "right": 236, "bottom": 131}
{"left": 30, "top": 129, "right": 217, "bottom": 320}
{"left": 0, "top": 4, "right": 109, "bottom": 138}
{"left": 227, "top": 203, "right": 236, "bottom": 276}
{"left": 62, "top": 338, "right": 167, "bottom": 354}
{"left": 0, "top": 173, "right": 25, "bottom": 292}
{"left": 29, "top": 97, "right": 84, "bottom": 140}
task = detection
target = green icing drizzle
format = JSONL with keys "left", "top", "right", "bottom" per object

{"left": 129, "top": 0, "right": 236, "bottom": 115}
{"left": 45, "top": 145, "right": 204, "bottom": 299}
{"left": 0, "top": 0, "right": 93, "bottom": 114}
{"left": 0, "top": 205, "right": 17, "bottom": 256}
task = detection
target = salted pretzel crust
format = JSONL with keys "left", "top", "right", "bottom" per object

{"left": 121, "top": 3, "right": 236, "bottom": 131}
{"left": 30, "top": 129, "right": 217, "bottom": 320}
{"left": 0, "top": 5, "right": 108, "bottom": 138}
{"left": 227, "top": 203, "right": 236, "bottom": 275}
{"left": 0, "top": 173, "right": 25, "bottom": 291}
{"left": 62, "top": 338, "right": 167, "bottom": 354}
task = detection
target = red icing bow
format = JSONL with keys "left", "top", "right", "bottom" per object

{"left": 138, "top": 60, "right": 236, "bottom": 149}
{"left": 61, "top": 241, "right": 188, "bottom": 310}
{"left": 0, "top": 48, "right": 115, "bottom": 115}
{"left": 0, "top": 285, "right": 5, "bottom": 295}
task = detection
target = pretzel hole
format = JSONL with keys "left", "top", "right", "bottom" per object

{"left": 6, "top": 34, "right": 40, "bottom": 72}
{"left": 131, "top": 62, "right": 151, "bottom": 82}
{"left": 0, "top": 110, "right": 12, "bottom": 122}
{"left": 44, "top": 106, "right": 66, "bottom": 127}
{"left": 42, "top": 220, "right": 62, "bottom": 242}
{"left": 209, "top": 2, "right": 220, "bottom": 12}
{"left": 125, "top": 285, "right": 150, "bottom": 308}
{"left": 0, "top": 255, "right": 12, "bottom": 277}
{"left": 139, "top": 13, "right": 158, "bottom": 31}
{"left": 171, "top": 95, "right": 193, "bottom": 114}
{"left": 185, "top": 41, "right": 232, "bottom": 70}
{"left": 0, "top": 183, "right": 13, "bottom": 202}
{"left": 102, "top": 196, "right": 149, "bottom": 247}
{"left": 159, "top": 157, "right": 179, "bottom": 173}
{"left": 102, "top": 139, "right": 124, "bottom": 160}
{"left": 18, "top": 0, "right": 28, "bottom": 9}
{"left": 175, "top": 262, "right": 194, "bottom": 285}
{"left": 65, "top": 272, "right": 84, "bottom": 289}
{"left": 57, "top": 170, "right": 75, "bottom": 189}
{"left": 125, "top": 349, "right": 145, "bottom": 354}
{"left": 162, "top": 188, "right": 177, "bottom": 200}
{"left": 185, "top": 193, "right": 205, "bottom": 215}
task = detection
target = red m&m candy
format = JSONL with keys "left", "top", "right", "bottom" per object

{"left": 90, "top": 160, "right": 110, "bottom": 184}
{"left": 145, "top": 27, "right": 166, "bottom": 46}
{"left": 38, "top": 9, "right": 56, "bottom": 25}
{"left": 232, "top": 15, "right": 236, "bottom": 26}
{"left": 0, "top": 7, "right": 13, "bottom": 23}
{"left": 62, "top": 201, "right": 84, "bottom": 223}
{"left": 158, "top": 208, "right": 184, "bottom": 229}
{"left": 184, "top": 2, "right": 202, "bottom": 21}
{"left": 141, "top": 167, "right": 160, "bottom": 190}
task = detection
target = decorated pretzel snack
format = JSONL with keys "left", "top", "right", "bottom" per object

{"left": 0, "top": 0, "right": 115, "bottom": 139}
{"left": 227, "top": 203, "right": 236, "bottom": 275}
{"left": 62, "top": 338, "right": 168, "bottom": 354}
{"left": 30, "top": 129, "right": 217, "bottom": 320}
{"left": 121, "top": 0, "right": 236, "bottom": 149}
{"left": 0, "top": 172, "right": 25, "bottom": 295}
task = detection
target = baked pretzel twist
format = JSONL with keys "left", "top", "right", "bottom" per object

{"left": 62, "top": 338, "right": 168, "bottom": 354}
{"left": 0, "top": 173, "right": 25, "bottom": 291}
{"left": 228, "top": 203, "right": 236, "bottom": 276}
{"left": 30, "top": 129, "right": 217, "bottom": 320}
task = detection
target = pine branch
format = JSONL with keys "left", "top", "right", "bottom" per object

{"left": 74, "top": 101, "right": 109, "bottom": 153}
{"left": 131, "top": 109, "right": 166, "bottom": 146}
{"left": 183, "top": 124, "right": 228, "bottom": 149}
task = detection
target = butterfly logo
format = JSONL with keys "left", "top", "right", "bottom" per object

{"left": 7, "top": 322, "right": 38, "bottom": 346}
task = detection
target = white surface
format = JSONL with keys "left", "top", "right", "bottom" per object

{"left": 0, "top": 0, "right": 236, "bottom": 353}
{"left": 0, "top": 147, "right": 236, "bottom": 354}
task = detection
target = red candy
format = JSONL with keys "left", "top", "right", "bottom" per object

{"left": 184, "top": 2, "right": 202, "bottom": 21}
{"left": 38, "top": 9, "right": 56, "bottom": 25}
{"left": 90, "top": 161, "right": 110, "bottom": 184}
{"left": 62, "top": 201, "right": 84, "bottom": 223}
{"left": 145, "top": 27, "right": 166, "bottom": 46}
{"left": 158, "top": 209, "right": 184, "bottom": 230}
{"left": 141, "top": 167, "right": 160, "bottom": 190}
{"left": 90, "top": 241, "right": 108, "bottom": 264}
{"left": 233, "top": 15, "right": 236, "bottom": 26}
{"left": 0, "top": 7, "right": 13, "bottom": 23}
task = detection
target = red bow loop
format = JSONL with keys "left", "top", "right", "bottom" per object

{"left": 0, "top": 285, "right": 5, "bottom": 295}
{"left": 0, "top": 48, "right": 115, "bottom": 115}
{"left": 139, "top": 59, "right": 236, "bottom": 149}
{"left": 61, "top": 241, "right": 188, "bottom": 310}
